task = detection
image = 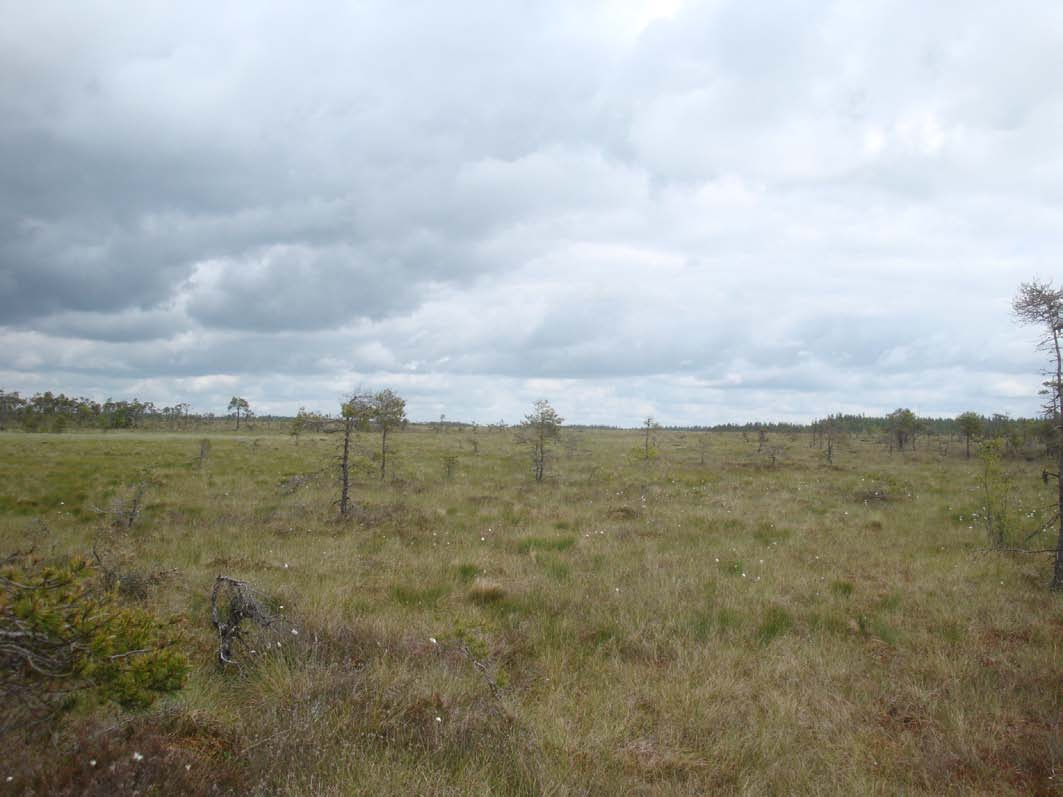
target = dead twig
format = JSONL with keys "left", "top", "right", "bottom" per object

{"left": 455, "top": 642, "right": 504, "bottom": 704}
{"left": 976, "top": 546, "right": 1058, "bottom": 555}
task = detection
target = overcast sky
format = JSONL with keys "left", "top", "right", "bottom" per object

{"left": 1, "top": 0, "right": 1061, "bottom": 425}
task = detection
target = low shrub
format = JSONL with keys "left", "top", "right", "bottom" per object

{"left": 0, "top": 552, "right": 188, "bottom": 732}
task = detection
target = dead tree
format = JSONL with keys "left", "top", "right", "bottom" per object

{"left": 210, "top": 576, "right": 278, "bottom": 666}
{"left": 1013, "top": 280, "right": 1063, "bottom": 589}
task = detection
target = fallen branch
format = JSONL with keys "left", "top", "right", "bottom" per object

{"left": 977, "top": 546, "right": 1058, "bottom": 555}
{"left": 455, "top": 642, "right": 505, "bottom": 705}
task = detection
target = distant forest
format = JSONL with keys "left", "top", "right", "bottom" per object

{"left": 0, "top": 388, "right": 1055, "bottom": 452}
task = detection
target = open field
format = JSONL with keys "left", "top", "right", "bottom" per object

{"left": 2, "top": 427, "right": 1062, "bottom": 795}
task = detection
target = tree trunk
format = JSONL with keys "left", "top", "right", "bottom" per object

{"left": 1054, "top": 439, "right": 1063, "bottom": 590}
{"left": 535, "top": 427, "right": 545, "bottom": 482}
{"left": 965, "top": 434, "right": 970, "bottom": 459}
{"left": 380, "top": 428, "right": 388, "bottom": 481}
{"left": 340, "top": 418, "right": 352, "bottom": 516}
{"left": 1052, "top": 327, "right": 1063, "bottom": 590}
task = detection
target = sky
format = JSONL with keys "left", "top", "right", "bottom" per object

{"left": 1, "top": 0, "right": 1061, "bottom": 426}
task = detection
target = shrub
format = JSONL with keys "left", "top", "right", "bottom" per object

{"left": 0, "top": 552, "right": 187, "bottom": 732}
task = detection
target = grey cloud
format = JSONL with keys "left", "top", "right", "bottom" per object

{"left": 185, "top": 244, "right": 423, "bottom": 332}
{"left": 35, "top": 307, "right": 186, "bottom": 343}
{"left": 1, "top": 1, "right": 1060, "bottom": 424}
{"left": 0, "top": 1, "right": 616, "bottom": 329}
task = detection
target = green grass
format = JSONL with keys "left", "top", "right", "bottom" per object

{"left": 2, "top": 426, "right": 1062, "bottom": 794}
{"left": 514, "top": 534, "right": 576, "bottom": 554}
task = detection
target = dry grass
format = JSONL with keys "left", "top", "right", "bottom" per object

{"left": 1, "top": 426, "right": 1062, "bottom": 794}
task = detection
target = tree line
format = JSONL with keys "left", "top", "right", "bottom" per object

{"left": 0, "top": 391, "right": 285, "bottom": 433}
{"left": 1, "top": 388, "right": 1052, "bottom": 449}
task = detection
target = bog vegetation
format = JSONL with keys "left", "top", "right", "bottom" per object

{"left": 0, "top": 277, "right": 1060, "bottom": 794}
{"left": 1, "top": 408, "right": 1063, "bottom": 795}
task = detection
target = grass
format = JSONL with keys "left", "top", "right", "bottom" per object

{"left": 2, "top": 426, "right": 1063, "bottom": 794}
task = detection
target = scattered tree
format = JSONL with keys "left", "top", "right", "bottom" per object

{"left": 819, "top": 414, "right": 843, "bottom": 465}
{"left": 956, "top": 411, "right": 983, "bottom": 459}
{"left": 338, "top": 392, "right": 373, "bottom": 516}
{"left": 0, "top": 390, "right": 26, "bottom": 430}
{"left": 442, "top": 453, "right": 459, "bottom": 481}
{"left": 519, "top": 399, "right": 564, "bottom": 482}
{"left": 1013, "top": 279, "right": 1063, "bottom": 589}
{"left": 290, "top": 407, "right": 308, "bottom": 444}
{"left": 290, "top": 407, "right": 325, "bottom": 445}
{"left": 642, "top": 416, "right": 660, "bottom": 457}
{"left": 227, "top": 396, "right": 250, "bottom": 430}
{"left": 697, "top": 432, "right": 711, "bottom": 465}
{"left": 335, "top": 389, "right": 407, "bottom": 513}
{"left": 887, "top": 408, "right": 917, "bottom": 451}
{"left": 978, "top": 440, "right": 1014, "bottom": 548}
{"left": 372, "top": 389, "right": 407, "bottom": 481}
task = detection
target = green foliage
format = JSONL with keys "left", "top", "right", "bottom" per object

{"left": 290, "top": 407, "right": 308, "bottom": 439}
{"left": 519, "top": 399, "right": 564, "bottom": 482}
{"left": 0, "top": 554, "right": 187, "bottom": 730}
{"left": 343, "top": 388, "right": 408, "bottom": 481}
{"left": 372, "top": 389, "right": 408, "bottom": 432}
{"left": 887, "top": 408, "right": 918, "bottom": 450}
{"left": 227, "top": 396, "right": 251, "bottom": 430}
{"left": 956, "top": 412, "right": 983, "bottom": 439}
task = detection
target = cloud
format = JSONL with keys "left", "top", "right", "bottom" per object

{"left": 0, "top": 0, "right": 1060, "bottom": 424}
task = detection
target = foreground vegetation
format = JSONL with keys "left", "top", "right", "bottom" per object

{"left": 2, "top": 425, "right": 1062, "bottom": 795}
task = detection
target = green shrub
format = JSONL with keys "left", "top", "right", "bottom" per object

{"left": 1, "top": 553, "right": 187, "bottom": 731}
